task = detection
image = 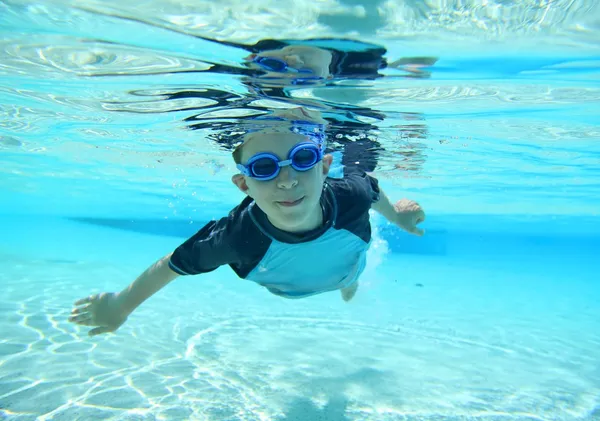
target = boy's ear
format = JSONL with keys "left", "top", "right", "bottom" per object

{"left": 322, "top": 154, "right": 333, "bottom": 176}
{"left": 232, "top": 174, "right": 250, "bottom": 194}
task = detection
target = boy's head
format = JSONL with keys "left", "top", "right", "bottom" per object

{"left": 231, "top": 109, "right": 333, "bottom": 232}
{"left": 245, "top": 45, "right": 333, "bottom": 81}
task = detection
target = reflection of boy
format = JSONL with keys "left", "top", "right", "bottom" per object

{"left": 206, "top": 38, "right": 436, "bottom": 83}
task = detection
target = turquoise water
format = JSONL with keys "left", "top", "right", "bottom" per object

{"left": 1, "top": 1, "right": 600, "bottom": 420}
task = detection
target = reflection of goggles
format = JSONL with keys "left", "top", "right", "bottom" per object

{"left": 251, "top": 55, "right": 313, "bottom": 74}
{"left": 236, "top": 142, "right": 323, "bottom": 181}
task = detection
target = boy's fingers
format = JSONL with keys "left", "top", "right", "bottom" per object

{"left": 74, "top": 295, "right": 96, "bottom": 306}
{"left": 89, "top": 326, "right": 113, "bottom": 337}
{"left": 71, "top": 304, "right": 90, "bottom": 315}
{"left": 69, "top": 313, "right": 92, "bottom": 323}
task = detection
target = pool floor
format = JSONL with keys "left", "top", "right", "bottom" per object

{"left": 0, "top": 216, "right": 599, "bottom": 420}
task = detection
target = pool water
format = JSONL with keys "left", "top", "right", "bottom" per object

{"left": 1, "top": 215, "right": 599, "bottom": 420}
{"left": 1, "top": 1, "right": 600, "bottom": 420}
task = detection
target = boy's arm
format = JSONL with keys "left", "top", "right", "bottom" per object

{"left": 371, "top": 185, "right": 425, "bottom": 236}
{"left": 69, "top": 253, "right": 180, "bottom": 336}
{"left": 117, "top": 253, "right": 180, "bottom": 315}
{"left": 70, "top": 216, "right": 238, "bottom": 337}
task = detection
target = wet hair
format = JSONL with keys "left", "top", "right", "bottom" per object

{"left": 231, "top": 118, "right": 326, "bottom": 165}
{"left": 232, "top": 128, "right": 325, "bottom": 165}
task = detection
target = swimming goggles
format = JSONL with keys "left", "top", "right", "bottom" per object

{"left": 251, "top": 55, "right": 313, "bottom": 74}
{"left": 237, "top": 142, "right": 323, "bottom": 181}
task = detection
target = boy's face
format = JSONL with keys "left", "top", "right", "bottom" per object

{"left": 232, "top": 131, "right": 332, "bottom": 232}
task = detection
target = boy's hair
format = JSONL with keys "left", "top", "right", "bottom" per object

{"left": 232, "top": 119, "right": 327, "bottom": 165}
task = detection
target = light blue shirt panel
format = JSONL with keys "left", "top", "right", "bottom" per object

{"left": 246, "top": 227, "right": 370, "bottom": 298}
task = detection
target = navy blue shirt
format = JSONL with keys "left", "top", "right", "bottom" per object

{"left": 169, "top": 173, "right": 380, "bottom": 298}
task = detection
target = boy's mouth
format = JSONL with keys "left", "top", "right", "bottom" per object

{"left": 276, "top": 197, "right": 305, "bottom": 207}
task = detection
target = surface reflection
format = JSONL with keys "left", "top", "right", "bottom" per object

{"left": 109, "top": 35, "right": 437, "bottom": 175}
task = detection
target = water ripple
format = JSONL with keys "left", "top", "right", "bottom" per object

{"left": 68, "top": 0, "right": 600, "bottom": 52}
{"left": 0, "top": 36, "right": 213, "bottom": 78}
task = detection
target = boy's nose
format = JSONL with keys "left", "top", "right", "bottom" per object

{"left": 276, "top": 166, "right": 298, "bottom": 189}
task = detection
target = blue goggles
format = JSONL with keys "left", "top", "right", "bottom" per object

{"left": 252, "top": 56, "right": 313, "bottom": 74}
{"left": 237, "top": 142, "right": 323, "bottom": 181}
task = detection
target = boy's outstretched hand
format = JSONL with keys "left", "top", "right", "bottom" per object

{"left": 68, "top": 292, "right": 128, "bottom": 336}
{"left": 393, "top": 199, "right": 426, "bottom": 236}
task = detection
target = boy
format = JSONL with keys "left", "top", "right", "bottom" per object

{"left": 68, "top": 112, "right": 425, "bottom": 337}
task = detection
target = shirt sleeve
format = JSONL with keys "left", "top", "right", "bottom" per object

{"left": 345, "top": 171, "right": 380, "bottom": 205}
{"left": 328, "top": 170, "right": 380, "bottom": 225}
{"left": 168, "top": 216, "right": 239, "bottom": 276}
{"left": 326, "top": 171, "right": 380, "bottom": 243}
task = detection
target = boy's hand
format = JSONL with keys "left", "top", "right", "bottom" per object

{"left": 393, "top": 199, "right": 426, "bottom": 236}
{"left": 68, "top": 292, "right": 129, "bottom": 336}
